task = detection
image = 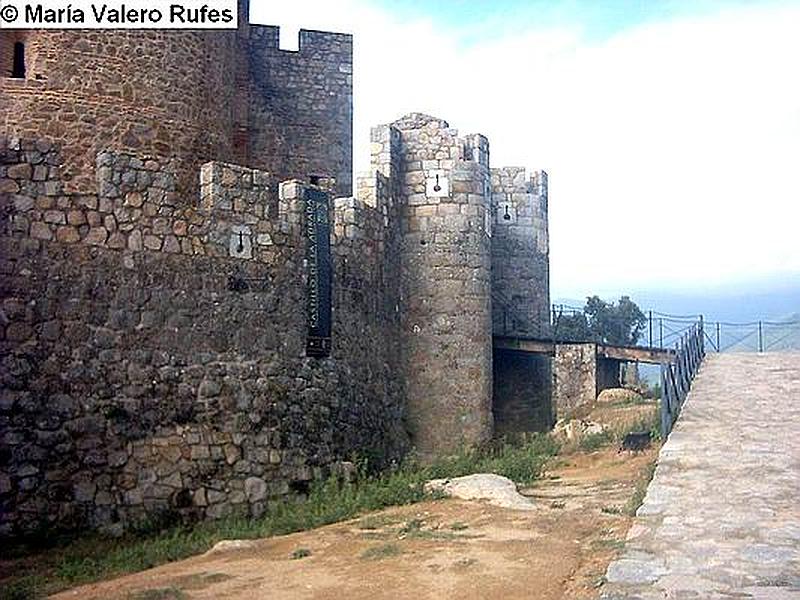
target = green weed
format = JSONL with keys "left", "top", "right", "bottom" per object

{"left": 2, "top": 435, "right": 559, "bottom": 598}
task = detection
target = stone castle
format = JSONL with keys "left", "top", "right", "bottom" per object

{"left": 0, "top": 1, "right": 551, "bottom": 537}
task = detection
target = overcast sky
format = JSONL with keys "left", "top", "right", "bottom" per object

{"left": 252, "top": 0, "right": 800, "bottom": 298}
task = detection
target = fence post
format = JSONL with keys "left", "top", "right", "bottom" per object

{"left": 660, "top": 363, "right": 670, "bottom": 439}
{"left": 758, "top": 321, "right": 764, "bottom": 353}
{"left": 699, "top": 316, "right": 705, "bottom": 356}
{"left": 659, "top": 319, "right": 664, "bottom": 348}
{"left": 649, "top": 310, "right": 653, "bottom": 347}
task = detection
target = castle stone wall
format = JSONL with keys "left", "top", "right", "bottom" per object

{"left": 492, "top": 350, "right": 553, "bottom": 436}
{"left": 0, "top": 138, "right": 405, "bottom": 538}
{"left": 0, "top": 1, "right": 352, "bottom": 199}
{"left": 490, "top": 167, "right": 549, "bottom": 337}
{"left": 0, "top": 30, "right": 243, "bottom": 197}
{"left": 553, "top": 343, "right": 598, "bottom": 417}
{"left": 247, "top": 27, "right": 353, "bottom": 197}
{"left": 490, "top": 167, "right": 552, "bottom": 434}
{"left": 393, "top": 114, "right": 494, "bottom": 460}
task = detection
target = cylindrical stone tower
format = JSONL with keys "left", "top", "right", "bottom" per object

{"left": 395, "top": 113, "right": 494, "bottom": 460}
{"left": 0, "top": 1, "right": 251, "bottom": 196}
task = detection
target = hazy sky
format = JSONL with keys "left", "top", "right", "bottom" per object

{"left": 252, "top": 1, "right": 800, "bottom": 298}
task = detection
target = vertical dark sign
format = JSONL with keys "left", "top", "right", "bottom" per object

{"left": 304, "top": 188, "right": 332, "bottom": 357}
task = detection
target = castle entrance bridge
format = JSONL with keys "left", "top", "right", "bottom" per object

{"left": 493, "top": 335, "right": 675, "bottom": 420}
{"left": 491, "top": 295, "right": 800, "bottom": 427}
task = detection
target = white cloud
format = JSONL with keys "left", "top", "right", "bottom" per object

{"left": 252, "top": 1, "right": 800, "bottom": 296}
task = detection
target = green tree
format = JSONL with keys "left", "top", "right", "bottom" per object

{"left": 556, "top": 296, "right": 646, "bottom": 346}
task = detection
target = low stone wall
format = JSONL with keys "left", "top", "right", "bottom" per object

{"left": 553, "top": 343, "right": 625, "bottom": 418}
{"left": 553, "top": 343, "right": 598, "bottom": 417}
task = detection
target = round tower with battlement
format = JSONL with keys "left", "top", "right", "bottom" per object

{"left": 392, "top": 113, "right": 494, "bottom": 460}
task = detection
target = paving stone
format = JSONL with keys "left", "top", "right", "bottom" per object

{"left": 603, "top": 353, "right": 800, "bottom": 599}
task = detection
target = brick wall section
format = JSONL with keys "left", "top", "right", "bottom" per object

{"left": 247, "top": 27, "right": 353, "bottom": 197}
{"left": 0, "top": 138, "right": 405, "bottom": 538}
{"left": 392, "top": 114, "right": 494, "bottom": 460}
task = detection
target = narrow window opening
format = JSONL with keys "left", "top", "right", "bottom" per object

{"left": 309, "top": 175, "right": 321, "bottom": 186}
{"left": 11, "top": 42, "right": 26, "bottom": 79}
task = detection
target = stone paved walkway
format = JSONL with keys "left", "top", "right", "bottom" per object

{"left": 602, "top": 352, "right": 800, "bottom": 599}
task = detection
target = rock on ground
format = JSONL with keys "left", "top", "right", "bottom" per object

{"left": 597, "top": 388, "right": 645, "bottom": 404}
{"left": 205, "top": 540, "right": 260, "bottom": 555}
{"left": 424, "top": 473, "right": 536, "bottom": 510}
{"left": 553, "top": 419, "right": 607, "bottom": 441}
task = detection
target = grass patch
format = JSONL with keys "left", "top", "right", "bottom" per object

{"left": 600, "top": 506, "right": 622, "bottom": 515}
{"left": 360, "top": 543, "right": 402, "bottom": 561}
{"left": 590, "top": 538, "right": 625, "bottom": 552}
{"left": 356, "top": 514, "right": 400, "bottom": 531}
{"left": 290, "top": 548, "right": 312, "bottom": 560}
{"left": 0, "top": 578, "right": 37, "bottom": 600}
{"left": 395, "top": 519, "right": 465, "bottom": 541}
{"left": 576, "top": 407, "right": 662, "bottom": 453}
{"left": 620, "top": 413, "right": 662, "bottom": 442}
{"left": 2, "top": 435, "right": 558, "bottom": 598}
{"left": 626, "top": 460, "right": 657, "bottom": 516}
{"left": 449, "top": 522, "right": 469, "bottom": 531}
{"left": 578, "top": 430, "right": 615, "bottom": 452}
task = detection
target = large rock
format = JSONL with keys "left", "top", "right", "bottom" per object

{"left": 205, "top": 539, "right": 260, "bottom": 555}
{"left": 597, "top": 388, "right": 646, "bottom": 404}
{"left": 552, "top": 419, "right": 607, "bottom": 441}
{"left": 424, "top": 474, "right": 536, "bottom": 510}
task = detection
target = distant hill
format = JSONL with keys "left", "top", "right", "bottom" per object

{"left": 555, "top": 276, "right": 800, "bottom": 325}
{"left": 554, "top": 275, "right": 800, "bottom": 353}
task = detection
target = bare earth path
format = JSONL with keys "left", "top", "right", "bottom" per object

{"left": 50, "top": 448, "right": 657, "bottom": 600}
{"left": 602, "top": 353, "right": 800, "bottom": 599}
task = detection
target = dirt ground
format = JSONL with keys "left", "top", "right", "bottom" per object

{"left": 50, "top": 445, "right": 657, "bottom": 600}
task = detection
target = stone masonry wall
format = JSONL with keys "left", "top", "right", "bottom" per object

{"left": 247, "top": 26, "right": 353, "bottom": 197}
{"left": 493, "top": 350, "right": 553, "bottom": 436}
{"left": 392, "top": 114, "right": 494, "bottom": 460}
{"left": 0, "top": 29, "right": 243, "bottom": 196}
{"left": 490, "top": 167, "right": 549, "bottom": 337}
{"left": 490, "top": 167, "right": 552, "bottom": 435}
{"left": 0, "top": 137, "right": 405, "bottom": 538}
{"left": 0, "top": 2, "right": 353, "bottom": 200}
{"left": 553, "top": 343, "right": 598, "bottom": 418}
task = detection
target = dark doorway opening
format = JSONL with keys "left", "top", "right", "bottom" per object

{"left": 11, "top": 42, "right": 25, "bottom": 79}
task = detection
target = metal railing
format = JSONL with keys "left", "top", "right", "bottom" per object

{"left": 660, "top": 322, "right": 706, "bottom": 438}
{"left": 495, "top": 300, "right": 800, "bottom": 354}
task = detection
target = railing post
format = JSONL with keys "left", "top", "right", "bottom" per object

{"left": 659, "top": 319, "right": 664, "bottom": 349}
{"left": 649, "top": 310, "right": 653, "bottom": 347}
{"left": 716, "top": 322, "right": 721, "bottom": 353}
{"left": 660, "top": 363, "right": 670, "bottom": 438}
{"left": 699, "top": 316, "right": 705, "bottom": 357}
{"left": 758, "top": 321, "right": 764, "bottom": 353}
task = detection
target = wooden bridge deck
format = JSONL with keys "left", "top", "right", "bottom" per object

{"left": 602, "top": 352, "right": 800, "bottom": 598}
{"left": 493, "top": 336, "right": 676, "bottom": 364}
